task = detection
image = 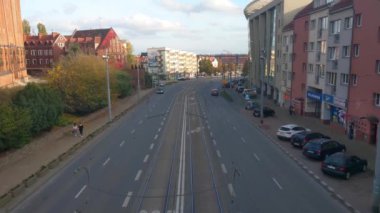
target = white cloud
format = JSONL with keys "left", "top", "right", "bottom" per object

{"left": 63, "top": 3, "right": 78, "bottom": 15}
{"left": 159, "top": 0, "right": 241, "bottom": 14}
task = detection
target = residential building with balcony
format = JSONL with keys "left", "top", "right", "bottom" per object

{"left": 24, "top": 32, "right": 67, "bottom": 75}
{"left": 147, "top": 47, "right": 197, "bottom": 80}
{"left": 244, "top": 0, "right": 311, "bottom": 104}
{"left": 280, "top": 22, "right": 294, "bottom": 107}
{"left": 324, "top": 0, "right": 353, "bottom": 129}
{"left": 0, "top": 0, "right": 28, "bottom": 87}
{"left": 347, "top": 0, "right": 380, "bottom": 144}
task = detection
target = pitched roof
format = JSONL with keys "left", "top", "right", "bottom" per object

{"left": 330, "top": 0, "right": 353, "bottom": 13}
{"left": 72, "top": 28, "right": 111, "bottom": 39}
{"left": 24, "top": 33, "right": 61, "bottom": 45}
{"left": 294, "top": 2, "right": 314, "bottom": 19}
{"left": 283, "top": 21, "right": 294, "bottom": 32}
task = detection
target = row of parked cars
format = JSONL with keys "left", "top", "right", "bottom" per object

{"left": 276, "top": 124, "right": 367, "bottom": 180}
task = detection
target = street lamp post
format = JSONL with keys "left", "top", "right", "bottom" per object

{"left": 371, "top": 119, "right": 380, "bottom": 212}
{"left": 102, "top": 49, "right": 112, "bottom": 122}
{"left": 259, "top": 49, "right": 266, "bottom": 124}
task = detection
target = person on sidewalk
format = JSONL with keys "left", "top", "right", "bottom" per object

{"left": 78, "top": 122, "right": 84, "bottom": 137}
{"left": 72, "top": 123, "right": 79, "bottom": 137}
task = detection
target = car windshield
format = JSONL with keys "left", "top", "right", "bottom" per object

{"left": 325, "top": 155, "right": 346, "bottom": 166}
{"left": 280, "top": 127, "right": 291, "bottom": 131}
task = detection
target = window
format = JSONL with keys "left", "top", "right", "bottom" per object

{"left": 327, "top": 72, "right": 337, "bottom": 85}
{"left": 350, "top": 74, "right": 357, "bottom": 85}
{"left": 310, "top": 19, "right": 316, "bottom": 30}
{"left": 44, "top": 50, "right": 48, "bottom": 55}
{"left": 25, "top": 50, "right": 28, "bottom": 55}
{"left": 344, "top": 17, "right": 353, "bottom": 29}
{"left": 320, "top": 41, "right": 327, "bottom": 54}
{"left": 31, "top": 50, "right": 36, "bottom": 56}
{"left": 38, "top": 50, "right": 43, "bottom": 56}
{"left": 353, "top": 44, "right": 360, "bottom": 57}
{"left": 305, "top": 21, "right": 309, "bottom": 31}
{"left": 45, "top": 59, "right": 49, "bottom": 64}
{"left": 326, "top": 0, "right": 333, "bottom": 3}
{"left": 343, "top": 46, "right": 351, "bottom": 57}
{"left": 49, "top": 50, "right": 53, "bottom": 55}
{"left": 319, "top": 16, "right": 328, "bottom": 30}
{"left": 26, "top": 59, "right": 30, "bottom": 65}
{"left": 330, "top": 20, "right": 341, "bottom": 34}
{"left": 356, "top": 14, "right": 362, "bottom": 27}
{"left": 375, "top": 93, "right": 380, "bottom": 107}
{"left": 328, "top": 47, "right": 338, "bottom": 60}
{"left": 341, "top": 73, "right": 349, "bottom": 85}
{"left": 308, "top": 64, "right": 314, "bottom": 73}
{"left": 303, "top": 63, "right": 307, "bottom": 72}
{"left": 309, "top": 42, "right": 315, "bottom": 51}
{"left": 376, "top": 60, "right": 380, "bottom": 74}
{"left": 39, "top": 59, "right": 43, "bottom": 64}
{"left": 303, "top": 42, "right": 308, "bottom": 52}
{"left": 32, "top": 59, "right": 36, "bottom": 64}
{"left": 321, "top": 65, "right": 325, "bottom": 77}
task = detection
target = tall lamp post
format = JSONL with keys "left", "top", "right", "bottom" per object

{"left": 102, "top": 49, "right": 112, "bottom": 122}
{"left": 259, "top": 49, "right": 266, "bottom": 125}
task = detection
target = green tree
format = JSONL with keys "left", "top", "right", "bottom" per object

{"left": 144, "top": 71, "right": 153, "bottom": 88}
{"left": 242, "top": 60, "right": 250, "bottom": 77}
{"left": 37, "top": 22, "right": 47, "bottom": 35}
{"left": 199, "top": 59, "right": 213, "bottom": 76}
{"left": 66, "top": 43, "right": 82, "bottom": 56}
{"left": 13, "top": 83, "right": 64, "bottom": 135}
{"left": 125, "top": 41, "right": 136, "bottom": 66}
{"left": 22, "top": 19, "right": 31, "bottom": 36}
{"left": 48, "top": 54, "right": 108, "bottom": 114}
{"left": 0, "top": 104, "right": 32, "bottom": 151}
{"left": 115, "top": 71, "right": 132, "bottom": 98}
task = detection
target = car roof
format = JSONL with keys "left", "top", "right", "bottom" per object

{"left": 309, "top": 138, "right": 331, "bottom": 144}
{"left": 281, "top": 124, "right": 299, "bottom": 128}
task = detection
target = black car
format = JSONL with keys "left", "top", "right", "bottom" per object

{"left": 236, "top": 86, "right": 245, "bottom": 93}
{"left": 253, "top": 106, "right": 275, "bottom": 117}
{"left": 302, "top": 139, "right": 346, "bottom": 160}
{"left": 291, "top": 132, "right": 330, "bottom": 148}
{"left": 322, "top": 152, "right": 367, "bottom": 179}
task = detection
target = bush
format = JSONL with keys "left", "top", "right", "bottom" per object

{"left": 0, "top": 104, "right": 32, "bottom": 151}
{"left": 13, "top": 83, "right": 64, "bottom": 135}
{"left": 144, "top": 72, "right": 153, "bottom": 88}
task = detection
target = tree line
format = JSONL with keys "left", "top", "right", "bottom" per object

{"left": 198, "top": 58, "right": 250, "bottom": 77}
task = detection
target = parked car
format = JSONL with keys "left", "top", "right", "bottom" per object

{"left": 276, "top": 124, "right": 310, "bottom": 140}
{"left": 291, "top": 132, "right": 330, "bottom": 148}
{"left": 245, "top": 101, "right": 259, "bottom": 110}
{"left": 242, "top": 89, "right": 257, "bottom": 98}
{"left": 321, "top": 152, "right": 367, "bottom": 180}
{"left": 210, "top": 89, "right": 219, "bottom": 96}
{"left": 302, "top": 139, "right": 346, "bottom": 160}
{"left": 236, "top": 86, "right": 245, "bottom": 93}
{"left": 253, "top": 106, "right": 275, "bottom": 117}
{"left": 156, "top": 88, "right": 164, "bottom": 94}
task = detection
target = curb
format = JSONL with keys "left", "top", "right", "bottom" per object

{"left": 0, "top": 89, "right": 154, "bottom": 208}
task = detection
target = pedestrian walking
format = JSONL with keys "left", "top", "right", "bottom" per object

{"left": 78, "top": 122, "right": 84, "bottom": 137}
{"left": 72, "top": 123, "right": 79, "bottom": 137}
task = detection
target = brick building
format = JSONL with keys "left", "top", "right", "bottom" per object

{"left": 24, "top": 32, "right": 67, "bottom": 75}
{"left": 0, "top": 0, "right": 28, "bottom": 87}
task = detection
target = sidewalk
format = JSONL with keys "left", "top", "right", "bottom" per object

{"left": 0, "top": 89, "right": 153, "bottom": 201}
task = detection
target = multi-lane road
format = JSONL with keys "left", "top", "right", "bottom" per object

{"left": 10, "top": 79, "right": 348, "bottom": 213}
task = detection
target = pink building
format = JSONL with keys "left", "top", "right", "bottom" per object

{"left": 347, "top": 0, "right": 380, "bottom": 144}
{"left": 291, "top": 3, "right": 313, "bottom": 115}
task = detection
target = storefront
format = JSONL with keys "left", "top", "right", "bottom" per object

{"left": 306, "top": 90, "right": 322, "bottom": 118}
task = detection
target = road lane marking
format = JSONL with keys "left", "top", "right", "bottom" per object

{"left": 228, "top": 183, "right": 236, "bottom": 197}
{"left": 135, "top": 170, "right": 143, "bottom": 181}
{"left": 131, "top": 129, "right": 135, "bottom": 134}
{"left": 176, "top": 96, "right": 187, "bottom": 213}
{"left": 210, "top": 132, "right": 213, "bottom": 137}
{"left": 161, "top": 121, "right": 164, "bottom": 126}
{"left": 241, "top": 137, "right": 246, "bottom": 143}
{"left": 216, "top": 150, "right": 222, "bottom": 158}
{"left": 212, "top": 139, "right": 217, "bottom": 146}
{"left": 74, "top": 185, "right": 87, "bottom": 199}
{"left": 102, "top": 157, "right": 110, "bottom": 167}
{"left": 221, "top": 163, "right": 227, "bottom": 174}
{"left": 163, "top": 117, "right": 166, "bottom": 121}
{"left": 253, "top": 153, "right": 260, "bottom": 161}
{"left": 154, "top": 134, "right": 159, "bottom": 140}
{"left": 143, "top": 154, "right": 149, "bottom": 163}
{"left": 139, "top": 120, "right": 143, "bottom": 125}
{"left": 122, "top": 191, "right": 133, "bottom": 208}
{"left": 272, "top": 178, "right": 283, "bottom": 190}
{"left": 149, "top": 143, "right": 155, "bottom": 150}
{"left": 158, "top": 128, "right": 161, "bottom": 132}
{"left": 120, "top": 140, "right": 125, "bottom": 147}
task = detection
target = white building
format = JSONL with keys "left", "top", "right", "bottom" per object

{"left": 147, "top": 47, "right": 198, "bottom": 80}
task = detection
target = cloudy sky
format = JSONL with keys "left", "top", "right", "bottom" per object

{"left": 20, "top": 0, "right": 250, "bottom": 55}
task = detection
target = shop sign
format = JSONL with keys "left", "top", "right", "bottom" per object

{"left": 323, "top": 94, "right": 334, "bottom": 104}
{"left": 334, "top": 97, "right": 347, "bottom": 108}
{"left": 307, "top": 91, "right": 322, "bottom": 101}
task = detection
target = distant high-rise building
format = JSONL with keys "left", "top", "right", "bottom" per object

{"left": 0, "top": 0, "right": 28, "bottom": 87}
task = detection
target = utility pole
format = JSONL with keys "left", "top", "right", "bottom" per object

{"left": 137, "top": 64, "right": 141, "bottom": 101}
{"left": 259, "top": 49, "right": 266, "bottom": 125}
{"left": 372, "top": 122, "right": 380, "bottom": 213}
{"left": 102, "top": 49, "right": 112, "bottom": 122}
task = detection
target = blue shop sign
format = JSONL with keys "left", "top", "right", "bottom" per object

{"left": 323, "top": 94, "right": 334, "bottom": 104}
{"left": 307, "top": 91, "right": 322, "bottom": 101}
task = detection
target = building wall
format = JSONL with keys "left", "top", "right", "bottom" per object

{"left": 348, "top": 0, "right": 380, "bottom": 143}
{"left": 279, "top": 29, "right": 293, "bottom": 107}
{"left": 0, "top": 0, "right": 28, "bottom": 87}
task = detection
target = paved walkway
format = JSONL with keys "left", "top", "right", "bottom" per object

{"left": 0, "top": 89, "right": 153, "bottom": 198}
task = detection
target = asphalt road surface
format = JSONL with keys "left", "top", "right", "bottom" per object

{"left": 9, "top": 79, "right": 349, "bottom": 213}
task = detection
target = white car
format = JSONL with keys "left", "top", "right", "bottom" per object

{"left": 276, "top": 124, "right": 310, "bottom": 140}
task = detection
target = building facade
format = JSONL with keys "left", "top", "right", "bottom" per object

{"left": 24, "top": 32, "right": 67, "bottom": 75}
{"left": 0, "top": 0, "right": 28, "bottom": 87}
{"left": 147, "top": 47, "right": 197, "bottom": 80}
{"left": 244, "top": 0, "right": 312, "bottom": 105}
{"left": 67, "top": 28, "right": 126, "bottom": 69}
{"left": 280, "top": 22, "right": 294, "bottom": 107}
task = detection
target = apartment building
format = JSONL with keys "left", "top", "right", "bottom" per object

{"left": 280, "top": 22, "right": 294, "bottom": 107}
{"left": 244, "top": 0, "right": 311, "bottom": 105}
{"left": 347, "top": 0, "right": 380, "bottom": 144}
{"left": 0, "top": 0, "right": 28, "bottom": 87}
{"left": 147, "top": 47, "right": 197, "bottom": 80}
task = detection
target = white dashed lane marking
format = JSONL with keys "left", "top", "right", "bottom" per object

{"left": 154, "top": 134, "right": 159, "bottom": 140}
{"left": 131, "top": 129, "right": 135, "bottom": 134}
{"left": 143, "top": 154, "right": 150, "bottom": 163}
{"left": 253, "top": 153, "right": 260, "bottom": 161}
{"left": 120, "top": 140, "right": 125, "bottom": 147}
{"left": 74, "top": 185, "right": 87, "bottom": 199}
{"left": 102, "top": 157, "right": 110, "bottom": 167}
{"left": 216, "top": 150, "right": 221, "bottom": 158}
{"left": 228, "top": 184, "right": 236, "bottom": 197}
{"left": 241, "top": 137, "right": 246, "bottom": 143}
{"left": 122, "top": 192, "right": 133, "bottom": 208}
{"left": 221, "top": 164, "right": 227, "bottom": 174}
{"left": 150, "top": 143, "right": 155, "bottom": 150}
{"left": 272, "top": 178, "right": 283, "bottom": 190}
{"left": 135, "top": 170, "right": 143, "bottom": 181}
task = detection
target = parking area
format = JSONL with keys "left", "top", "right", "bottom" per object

{"left": 225, "top": 86, "right": 374, "bottom": 213}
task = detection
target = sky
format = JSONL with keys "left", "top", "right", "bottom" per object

{"left": 20, "top": 0, "right": 250, "bottom": 55}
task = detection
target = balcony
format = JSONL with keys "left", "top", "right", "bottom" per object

{"left": 334, "top": 34, "right": 340, "bottom": 44}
